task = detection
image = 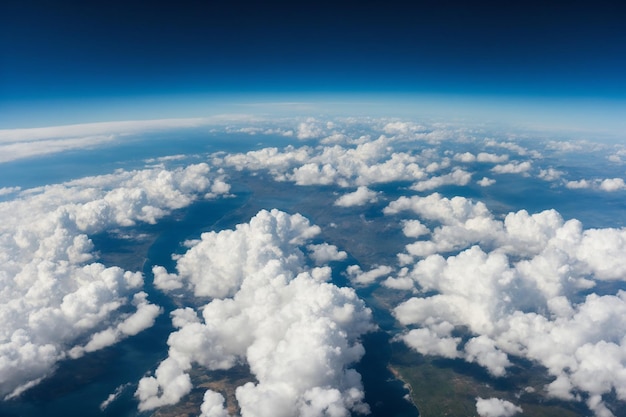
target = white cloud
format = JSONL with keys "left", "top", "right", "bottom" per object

{"left": 565, "top": 179, "right": 592, "bottom": 189}
{"left": 0, "top": 118, "right": 217, "bottom": 163}
{"left": 491, "top": 161, "right": 532, "bottom": 175}
{"left": 346, "top": 264, "right": 393, "bottom": 286}
{"left": 307, "top": 243, "right": 348, "bottom": 265}
{"left": 538, "top": 167, "right": 565, "bottom": 181}
{"left": 410, "top": 168, "right": 472, "bottom": 191}
{"left": 139, "top": 210, "right": 374, "bottom": 416}
{"left": 565, "top": 178, "right": 626, "bottom": 192}
{"left": 454, "top": 152, "right": 476, "bottom": 163}
{"left": 200, "top": 390, "right": 229, "bottom": 417}
{"left": 297, "top": 118, "right": 325, "bottom": 140}
{"left": 477, "top": 152, "right": 509, "bottom": 163}
{"left": 477, "top": 177, "right": 496, "bottom": 187}
{"left": 400, "top": 328, "right": 460, "bottom": 359}
{"left": 386, "top": 192, "right": 626, "bottom": 414}
{"left": 0, "top": 186, "right": 21, "bottom": 196}
{"left": 401, "top": 220, "right": 429, "bottom": 238}
{"left": 599, "top": 178, "right": 626, "bottom": 192}
{"left": 219, "top": 136, "right": 433, "bottom": 188}
{"left": 334, "top": 186, "right": 379, "bottom": 207}
{"left": 475, "top": 397, "right": 522, "bottom": 417}
{"left": 0, "top": 163, "right": 229, "bottom": 398}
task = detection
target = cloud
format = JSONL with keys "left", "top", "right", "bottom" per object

{"left": 401, "top": 220, "right": 430, "bottom": 238}
{"left": 346, "top": 264, "right": 393, "bottom": 286}
{"left": 599, "top": 178, "right": 626, "bottom": 192}
{"left": 297, "top": 118, "right": 325, "bottom": 139}
{"left": 307, "top": 243, "right": 348, "bottom": 265}
{"left": 0, "top": 186, "right": 21, "bottom": 196}
{"left": 334, "top": 186, "right": 379, "bottom": 207}
{"left": 410, "top": 168, "right": 472, "bottom": 191}
{"left": 477, "top": 177, "right": 496, "bottom": 186}
{"left": 0, "top": 163, "right": 229, "bottom": 398}
{"left": 477, "top": 152, "right": 509, "bottom": 163}
{"left": 200, "top": 390, "right": 229, "bottom": 417}
{"left": 538, "top": 167, "right": 565, "bottom": 181}
{"left": 475, "top": 397, "right": 522, "bottom": 417}
{"left": 0, "top": 118, "right": 217, "bottom": 163}
{"left": 565, "top": 178, "right": 626, "bottom": 192}
{"left": 140, "top": 210, "right": 374, "bottom": 416}
{"left": 491, "top": 161, "right": 532, "bottom": 175}
{"left": 386, "top": 192, "right": 626, "bottom": 413}
{"left": 565, "top": 179, "right": 592, "bottom": 189}
{"left": 219, "top": 136, "right": 428, "bottom": 188}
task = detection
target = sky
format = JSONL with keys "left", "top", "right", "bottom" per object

{"left": 1, "top": 0, "right": 626, "bottom": 128}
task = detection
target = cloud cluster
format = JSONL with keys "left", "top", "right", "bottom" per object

{"left": 334, "top": 186, "right": 379, "bottom": 207}
{"left": 0, "top": 163, "right": 229, "bottom": 398}
{"left": 142, "top": 210, "right": 374, "bottom": 416}
{"left": 385, "top": 193, "right": 626, "bottom": 415}
{"left": 219, "top": 134, "right": 484, "bottom": 191}
{"left": 566, "top": 177, "right": 626, "bottom": 192}
{"left": 475, "top": 397, "right": 522, "bottom": 417}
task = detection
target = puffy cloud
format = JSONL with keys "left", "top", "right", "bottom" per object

{"left": 0, "top": 163, "right": 229, "bottom": 398}
{"left": 475, "top": 397, "right": 522, "bottom": 417}
{"left": 0, "top": 118, "right": 215, "bottom": 163}
{"left": 400, "top": 328, "right": 460, "bottom": 359}
{"left": 477, "top": 152, "right": 509, "bottom": 163}
{"left": 477, "top": 177, "right": 496, "bottom": 186}
{"left": 219, "top": 137, "right": 427, "bottom": 188}
{"left": 565, "top": 179, "right": 592, "bottom": 189}
{"left": 297, "top": 118, "right": 325, "bottom": 140}
{"left": 307, "top": 243, "right": 348, "bottom": 265}
{"left": 346, "top": 265, "right": 393, "bottom": 286}
{"left": 200, "top": 390, "right": 229, "bottom": 417}
{"left": 599, "top": 178, "right": 626, "bottom": 192}
{"left": 410, "top": 168, "right": 472, "bottom": 191}
{"left": 334, "top": 186, "right": 379, "bottom": 207}
{"left": 401, "top": 220, "right": 429, "bottom": 238}
{"left": 491, "top": 161, "right": 532, "bottom": 175}
{"left": 139, "top": 210, "right": 374, "bottom": 416}
{"left": 538, "top": 167, "right": 565, "bottom": 181}
{"left": 387, "top": 193, "right": 626, "bottom": 414}
{"left": 453, "top": 152, "right": 476, "bottom": 163}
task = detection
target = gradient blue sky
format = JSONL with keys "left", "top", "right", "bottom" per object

{"left": 1, "top": 0, "right": 625, "bottom": 128}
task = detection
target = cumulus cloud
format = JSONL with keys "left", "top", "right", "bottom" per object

{"left": 386, "top": 192, "right": 626, "bottom": 414}
{"left": 410, "top": 168, "right": 472, "bottom": 191}
{"left": 140, "top": 210, "right": 374, "bottom": 416}
{"left": 477, "top": 177, "right": 496, "bottom": 186}
{"left": 0, "top": 118, "right": 218, "bottom": 163}
{"left": 475, "top": 397, "right": 522, "bottom": 417}
{"left": 0, "top": 163, "right": 229, "bottom": 398}
{"left": 491, "top": 161, "right": 532, "bottom": 175}
{"left": 307, "top": 243, "right": 348, "bottom": 265}
{"left": 565, "top": 178, "right": 626, "bottom": 192}
{"left": 538, "top": 167, "right": 565, "bottom": 181}
{"left": 297, "top": 118, "right": 325, "bottom": 140}
{"left": 334, "top": 186, "right": 379, "bottom": 207}
{"left": 219, "top": 136, "right": 429, "bottom": 188}
{"left": 599, "top": 178, "right": 626, "bottom": 192}
{"left": 346, "top": 264, "right": 393, "bottom": 286}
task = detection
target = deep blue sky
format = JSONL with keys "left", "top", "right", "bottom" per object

{"left": 1, "top": 0, "right": 626, "bottom": 126}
